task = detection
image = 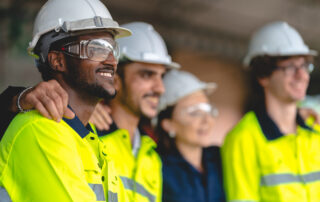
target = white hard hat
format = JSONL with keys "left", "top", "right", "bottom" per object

{"left": 117, "top": 22, "right": 180, "bottom": 69}
{"left": 28, "top": 0, "right": 131, "bottom": 58}
{"left": 244, "top": 21, "right": 317, "bottom": 66}
{"left": 158, "top": 70, "right": 217, "bottom": 112}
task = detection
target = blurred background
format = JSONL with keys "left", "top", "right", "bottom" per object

{"left": 1, "top": 0, "right": 320, "bottom": 145}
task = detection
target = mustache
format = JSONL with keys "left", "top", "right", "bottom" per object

{"left": 143, "top": 92, "right": 161, "bottom": 98}
{"left": 96, "top": 64, "right": 115, "bottom": 74}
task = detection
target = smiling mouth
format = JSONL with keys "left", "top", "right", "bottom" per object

{"left": 96, "top": 66, "right": 114, "bottom": 79}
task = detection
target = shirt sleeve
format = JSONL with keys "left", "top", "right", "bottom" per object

{"left": 221, "top": 125, "right": 260, "bottom": 202}
{"left": 1, "top": 118, "right": 101, "bottom": 202}
{"left": 0, "top": 86, "right": 25, "bottom": 137}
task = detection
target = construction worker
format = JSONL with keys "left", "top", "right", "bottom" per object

{"left": 221, "top": 21, "right": 320, "bottom": 201}
{"left": 89, "top": 22, "right": 180, "bottom": 202}
{"left": 0, "top": 22, "right": 179, "bottom": 202}
{"left": 0, "top": 0, "right": 131, "bottom": 201}
{"left": 156, "top": 70, "right": 225, "bottom": 202}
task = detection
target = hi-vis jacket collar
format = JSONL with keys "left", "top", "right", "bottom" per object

{"left": 95, "top": 118, "right": 148, "bottom": 137}
{"left": 62, "top": 106, "right": 94, "bottom": 138}
{"left": 255, "top": 106, "right": 312, "bottom": 141}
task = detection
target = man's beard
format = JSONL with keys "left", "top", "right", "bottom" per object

{"left": 72, "top": 78, "right": 117, "bottom": 100}
{"left": 64, "top": 57, "right": 117, "bottom": 100}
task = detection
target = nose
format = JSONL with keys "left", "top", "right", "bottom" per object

{"left": 153, "top": 76, "right": 165, "bottom": 95}
{"left": 202, "top": 112, "right": 216, "bottom": 124}
{"left": 102, "top": 53, "right": 118, "bottom": 67}
{"left": 295, "top": 66, "right": 310, "bottom": 79}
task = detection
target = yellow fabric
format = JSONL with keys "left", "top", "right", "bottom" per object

{"left": 222, "top": 111, "right": 320, "bottom": 202}
{"left": 97, "top": 127, "right": 162, "bottom": 202}
{"left": 0, "top": 111, "right": 119, "bottom": 202}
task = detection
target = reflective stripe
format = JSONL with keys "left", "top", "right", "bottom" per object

{"left": 0, "top": 187, "right": 11, "bottom": 202}
{"left": 229, "top": 200, "right": 257, "bottom": 202}
{"left": 303, "top": 171, "right": 320, "bottom": 183}
{"left": 261, "top": 171, "right": 320, "bottom": 186}
{"left": 108, "top": 191, "right": 118, "bottom": 202}
{"left": 120, "top": 176, "right": 155, "bottom": 202}
{"left": 88, "top": 183, "right": 105, "bottom": 201}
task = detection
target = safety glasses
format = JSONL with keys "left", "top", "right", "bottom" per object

{"left": 61, "top": 38, "right": 120, "bottom": 62}
{"left": 183, "top": 103, "right": 219, "bottom": 119}
{"left": 277, "top": 62, "right": 314, "bottom": 76}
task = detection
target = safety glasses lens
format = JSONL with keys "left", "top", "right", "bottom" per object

{"left": 86, "top": 39, "right": 119, "bottom": 62}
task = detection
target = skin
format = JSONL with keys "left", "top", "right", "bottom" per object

{"left": 161, "top": 90, "right": 216, "bottom": 172}
{"left": 110, "top": 62, "right": 166, "bottom": 139}
{"left": 259, "top": 56, "right": 311, "bottom": 134}
{"left": 11, "top": 80, "right": 74, "bottom": 122}
{"left": 11, "top": 56, "right": 320, "bottom": 130}
{"left": 47, "top": 31, "right": 117, "bottom": 125}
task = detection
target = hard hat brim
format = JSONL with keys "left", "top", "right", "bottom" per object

{"left": 243, "top": 49, "right": 318, "bottom": 68}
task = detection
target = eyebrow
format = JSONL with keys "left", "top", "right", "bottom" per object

{"left": 138, "top": 69, "right": 159, "bottom": 75}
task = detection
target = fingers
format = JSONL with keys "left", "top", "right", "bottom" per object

{"left": 90, "top": 102, "right": 113, "bottom": 131}
{"left": 96, "top": 103, "right": 113, "bottom": 126}
{"left": 51, "top": 81, "right": 75, "bottom": 119}
{"left": 64, "top": 108, "right": 75, "bottom": 119}
{"left": 90, "top": 110, "right": 109, "bottom": 131}
{"left": 314, "top": 113, "right": 320, "bottom": 125}
{"left": 19, "top": 80, "right": 69, "bottom": 122}
{"left": 299, "top": 107, "right": 320, "bottom": 125}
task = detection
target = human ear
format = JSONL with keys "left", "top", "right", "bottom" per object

{"left": 258, "top": 77, "right": 269, "bottom": 88}
{"left": 161, "top": 119, "right": 175, "bottom": 134}
{"left": 47, "top": 51, "right": 66, "bottom": 72}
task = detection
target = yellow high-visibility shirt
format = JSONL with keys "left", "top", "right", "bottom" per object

{"left": 93, "top": 123, "right": 162, "bottom": 202}
{"left": 0, "top": 111, "right": 119, "bottom": 202}
{"left": 222, "top": 110, "right": 320, "bottom": 202}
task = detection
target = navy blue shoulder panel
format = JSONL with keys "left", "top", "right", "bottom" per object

{"left": 96, "top": 122, "right": 119, "bottom": 137}
{"left": 62, "top": 105, "right": 91, "bottom": 138}
{"left": 255, "top": 107, "right": 313, "bottom": 141}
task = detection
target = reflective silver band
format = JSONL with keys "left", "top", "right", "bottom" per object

{"left": 0, "top": 187, "right": 12, "bottom": 202}
{"left": 60, "top": 17, "right": 119, "bottom": 33}
{"left": 261, "top": 171, "right": 320, "bottom": 186}
{"left": 303, "top": 171, "right": 320, "bottom": 183}
{"left": 229, "top": 200, "right": 257, "bottom": 202}
{"left": 120, "top": 176, "right": 155, "bottom": 202}
{"left": 108, "top": 191, "right": 118, "bottom": 202}
{"left": 88, "top": 183, "right": 106, "bottom": 201}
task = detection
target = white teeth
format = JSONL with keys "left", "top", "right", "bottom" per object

{"left": 99, "top": 72, "right": 112, "bottom": 77}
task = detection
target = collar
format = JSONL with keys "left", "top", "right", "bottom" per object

{"left": 165, "top": 146, "right": 218, "bottom": 164}
{"left": 96, "top": 119, "right": 148, "bottom": 137}
{"left": 254, "top": 107, "right": 312, "bottom": 141}
{"left": 62, "top": 106, "right": 94, "bottom": 138}
{"left": 132, "top": 129, "right": 141, "bottom": 157}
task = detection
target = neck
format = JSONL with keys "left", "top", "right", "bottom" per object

{"left": 265, "top": 95, "right": 298, "bottom": 134}
{"left": 110, "top": 100, "right": 140, "bottom": 142}
{"left": 59, "top": 80, "right": 100, "bottom": 126}
{"left": 176, "top": 141, "right": 203, "bottom": 173}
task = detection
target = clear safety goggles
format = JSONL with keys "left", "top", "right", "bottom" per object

{"left": 183, "top": 103, "right": 219, "bottom": 119}
{"left": 277, "top": 62, "right": 314, "bottom": 76}
{"left": 61, "top": 38, "right": 120, "bottom": 62}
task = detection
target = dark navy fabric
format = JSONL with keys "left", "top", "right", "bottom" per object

{"left": 161, "top": 146, "right": 225, "bottom": 202}
{"left": 0, "top": 86, "right": 26, "bottom": 139}
{"left": 255, "top": 107, "right": 313, "bottom": 141}
{"left": 96, "top": 120, "right": 148, "bottom": 137}
{"left": 62, "top": 106, "right": 93, "bottom": 138}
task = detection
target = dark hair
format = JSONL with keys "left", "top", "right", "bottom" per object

{"left": 33, "top": 34, "right": 77, "bottom": 81}
{"left": 246, "top": 56, "right": 279, "bottom": 111}
{"left": 156, "top": 106, "right": 176, "bottom": 155}
{"left": 116, "top": 59, "right": 132, "bottom": 80}
{"left": 246, "top": 55, "right": 313, "bottom": 111}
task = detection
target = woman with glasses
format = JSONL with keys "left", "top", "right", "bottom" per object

{"left": 155, "top": 70, "right": 225, "bottom": 202}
